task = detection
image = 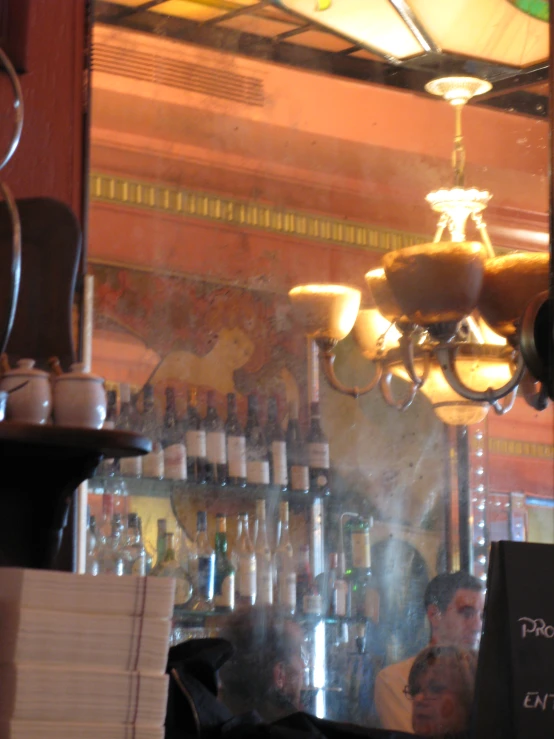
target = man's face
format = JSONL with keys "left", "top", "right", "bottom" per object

{"left": 430, "top": 588, "right": 484, "bottom": 649}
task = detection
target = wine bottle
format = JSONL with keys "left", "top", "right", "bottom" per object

{"left": 254, "top": 500, "right": 273, "bottom": 606}
{"left": 274, "top": 501, "right": 296, "bottom": 614}
{"left": 265, "top": 396, "right": 288, "bottom": 491}
{"left": 162, "top": 387, "right": 187, "bottom": 481}
{"left": 245, "top": 394, "right": 270, "bottom": 486}
{"left": 155, "top": 518, "right": 167, "bottom": 569}
{"left": 286, "top": 400, "right": 309, "bottom": 493}
{"left": 345, "top": 518, "right": 379, "bottom": 623}
{"left": 214, "top": 513, "right": 235, "bottom": 612}
{"left": 226, "top": 393, "right": 247, "bottom": 486}
{"left": 204, "top": 391, "right": 227, "bottom": 485}
{"left": 117, "top": 383, "right": 142, "bottom": 478}
{"left": 183, "top": 387, "right": 206, "bottom": 484}
{"left": 141, "top": 384, "right": 164, "bottom": 479}
{"left": 307, "top": 401, "right": 330, "bottom": 495}
{"left": 236, "top": 512, "right": 256, "bottom": 607}
{"left": 151, "top": 532, "right": 193, "bottom": 606}
{"left": 189, "top": 511, "right": 215, "bottom": 611}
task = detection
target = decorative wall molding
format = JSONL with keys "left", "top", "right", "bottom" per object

{"left": 90, "top": 171, "right": 429, "bottom": 254}
{"left": 489, "top": 437, "right": 554, "bottom": 461}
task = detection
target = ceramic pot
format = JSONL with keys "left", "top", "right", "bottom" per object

{"left": 0, "top": 358, "right": 52, "bottom": 424}
{"left": 53, "top": 363, "right": 107, "bottom": 429}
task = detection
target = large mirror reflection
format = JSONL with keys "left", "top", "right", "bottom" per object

{"left": 85, "top": 1, "right": 552, "bottom": 734}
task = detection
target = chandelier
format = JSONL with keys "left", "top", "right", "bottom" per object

{"left": 289, "top": 76, "right": 549, "bottom": 426}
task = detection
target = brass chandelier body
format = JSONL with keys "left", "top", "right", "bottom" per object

{"left": 289, "top": 76, "right": 549, "bottom": 426}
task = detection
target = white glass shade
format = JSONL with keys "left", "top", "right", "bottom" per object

{"left": 288, "top": 284, "right": 361, "bottom": 341}
{"left": 352, "top": 308, "right": 401, "bottom": 360}
{"left": 277, "top": 0, "right": 548, "bottom": 67}
{"left": 391, "top": 350, "right": 513, "bottom": 425}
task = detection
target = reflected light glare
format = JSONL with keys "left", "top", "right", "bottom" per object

{"left": 288, "top": 285, "right": 361, "bottom": 341}
{"left": 352, "top": 308, "right": 401, "bottom": 360}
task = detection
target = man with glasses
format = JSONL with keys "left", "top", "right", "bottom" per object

{"left": 374, "top": 571, "right": 484, "bottom": 733}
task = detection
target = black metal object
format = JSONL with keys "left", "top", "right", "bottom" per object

{"left": 456, "top": 426, "right": 472, "bottom": 574}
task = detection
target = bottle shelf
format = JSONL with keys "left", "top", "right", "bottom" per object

{"left": 89, "top": 474, "right": 322, "bottom": 504}
{"left": 172, "top": 603, "right": 372, "bottom": 628}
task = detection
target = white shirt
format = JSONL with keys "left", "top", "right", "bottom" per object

{"left": 374, "top": 656, "right": 415, "bottom": 733}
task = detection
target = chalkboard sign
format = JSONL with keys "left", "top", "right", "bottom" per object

{"left": 473, "top": 541, "right": 554, "bottom": 739}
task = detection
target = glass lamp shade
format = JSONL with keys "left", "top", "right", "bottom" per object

{"left": 352, "top": 308, "right": 400, "bottom": 360}
{"left": 390, "top": 348, "right": 513, "bottom": 425}
{"left": 275, "top": 0, "right": 548, "bottom": 67}
{"left": 478, "top": 252, "right": 549, "bottom": 340}
{"left": 383, "top": 242, "right": 486, "bottom": 326}
{"left": 288, "top": 284, "right": 361, "bottom": 341}
{"left": 364, "top": 268, "right": 404, "bottom": 323}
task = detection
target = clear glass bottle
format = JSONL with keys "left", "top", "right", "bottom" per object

{"left": 100, "top": 513, "right": 125, "bottom": 576}
{"left": 117, "top": 383, "right": 142, "bottom": 478}
{"left": 189, "top": 511, "right": 215, "bottom": 611}
{"left": 123, "top": 512, "right": 147, "bottom": 575}
{"left": 204, "top": 390, "right": 227, "bottom": 485}
{"left": 344, "top": 518, "right": 379, "bottom": 623}
{"left": 183, "top": 387, "right": 207, "bottom": 483}
{"left": 265, "top": 396, "right": 288, "bottom": 491}
{"left": 274, "top": 501, "right": 296, "bottom": 614}
{"left": 226, "top": 392, "right": 246, "bottom": 486}
{"left": 86, "top": 511, "right": 100, "bottom": 576}
{"left": 236, "top": 512, "right": 256, "bottom": 607}
{"left": 307, "top": 401, "right": 330, "bottom": 495}
{"left": 254, "top": 499, "right": 273, "bottom": 606}
{"left": 214, "top": 513, "right": 235, "bottom": 612}
{"left": 141, "top": 383, "right": 164, "bottom": 479}
{"left": 286, "top": 400, "right": 309, "bottom": 493}
{"left": 245, "top": 394, "right": 270, "bottom": 486}
{"left": 151, "top": 532, "right": 193, "bottom": 606}
{"left": 162, "top": 386, "right": 187, "bottom": 481}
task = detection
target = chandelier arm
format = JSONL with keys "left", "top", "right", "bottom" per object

{"left": 435, "top": 345, "right": 525, "bottom": 403}
{"left": 379, "top": 368, "right": 418, "bottom": 411}
{"left": 491, "top": 389, "right": 517, "bottom": 416}
{"left": 433, "top": 213, "right": 448, "bottom": 243}
{"left": 399, "top": 334, "right": 430, "bottom": 387}
{"left": 319, "top": 349, "right": 382, "bottom": 399}
{"left": 471, "top": 212, "right": 495, "bottom": 258}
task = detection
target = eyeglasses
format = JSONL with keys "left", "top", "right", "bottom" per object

{"left": 403, "top": 682, "right": 448, "bottom": 701}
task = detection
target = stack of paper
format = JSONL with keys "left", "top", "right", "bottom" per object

{"left": 0, "top": 569, "right": 175, "bottom": 739}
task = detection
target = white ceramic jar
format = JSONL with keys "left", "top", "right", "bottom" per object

{"left": 53, "top": 363, "right": 107, "bottom": 429}
{"left": 0, "top": 358, "right": 52, "bottom": 424}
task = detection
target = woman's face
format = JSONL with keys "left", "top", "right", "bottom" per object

{"left": 411, "top": 663, "right": 469, "bottom": 736}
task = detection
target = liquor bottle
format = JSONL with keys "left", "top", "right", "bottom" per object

{"left": 345, "top": 518, "right": 379, "bottom": 623}
{"left": 189, "top": 511, "right": 215, "bottom": 611}
{"left": 101, "top": 513, "right": 125, "bottom": 576}
{"left": 230, "top": 514, "right": 242, "bottom": 577}
{"left": 286, "top": 401, "right": 309, "bottom": 494}
{"left": 307, "top": 402, "right": 330, "bottom": 495}
{"left": 162, "top": 387, "right": 187, "bottom": 481}
{"left": 254, "top": 500, "right": 273, "bottom": 606}
{"left": 155, "top": 518, "right": 167, "bottom": 569}
{"left": 225, "top": 393, "right": 246, "bottom": 486}
{"left": 118, "top": 383, "right": 142, "bottom": 478}
{"left": 151, "top": 532, "right": 193, "bottom": 606}
{"left": 245, "top": 394, "right": 270, "bottom": 486}
{"left": 141, "top": 384, "right": 165, "bottom": 479}
{"left": 274, "top": 501, "right": 296, "bottom": 614}
{"left": 236, "top": 512, "right": 256, "bottom": 607}
{"left": 265, "top": 396, "right": 288, "bottom": 491}
{"left": 204, "top": 391, "right": 227, "bottom": 485}
{"left": 123, "top": 512, "right": 147, "bottom": 575}
{"left": 297, "top": 545, "right": 322, "bottom": 616}
{"left": 183, "top": 387, "right": 206, "bottom": 483}
{"left": 317, "top": 552, "right": 348, "bottom": 617}
{"left": 214, "top": 514, "right": 235, "bottom": 612}
{"left": 86, "top": 512, "right": 99, "bottom": 576}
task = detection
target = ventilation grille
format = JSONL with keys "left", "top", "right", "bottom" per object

{"left": 92, "top": 42, "right": 265, "bottom": 107}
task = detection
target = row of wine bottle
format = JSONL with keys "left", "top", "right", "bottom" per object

{"left": 88, "top": 496, "right": 379, "bottom": 623}
{"left": 106, "top": 383, "right": 331, "bottom": 494}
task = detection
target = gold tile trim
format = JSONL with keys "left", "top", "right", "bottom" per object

{"left": 90, "top": 172, "right": 428, "bottom": 253}
{"left": 489, "top": 437, "right": 554, "bottom": 461}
